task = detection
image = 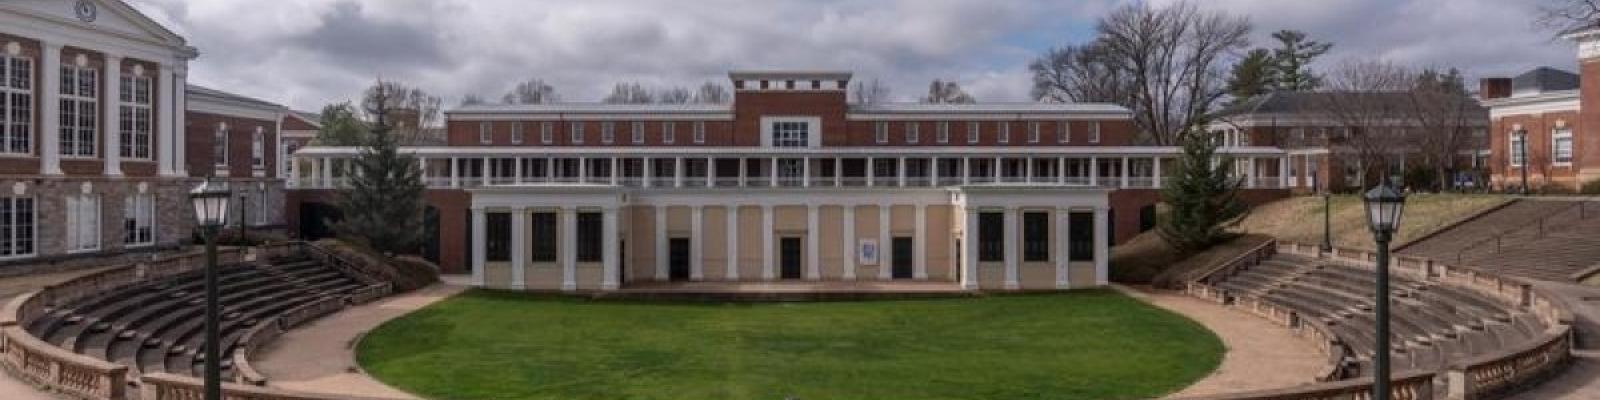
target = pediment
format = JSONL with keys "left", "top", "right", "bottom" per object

{"left": 0, "top": 0, "right": 186, "bottom": 48}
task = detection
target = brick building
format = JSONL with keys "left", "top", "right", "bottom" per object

{"left": 0, "top": 0, "right": 287, "bottom": 267}
{"left": 1481, "top": 28, "right": 1600, "bottom": 191}
{"left": 286, "top": 71, "right": 1291, "bottom": 291}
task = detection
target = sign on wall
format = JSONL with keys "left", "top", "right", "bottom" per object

{"left": 858, "top": 239, "right": 879, "bottom": 266}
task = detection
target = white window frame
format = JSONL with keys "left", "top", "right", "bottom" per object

{"left": 875, "top": 122, "right": 888, "bottom": 144}
{"left": 936, "top": 122, "right": 949, "bottom": 144}
{"left": 967, "top": 121, "right": 980, "bottom": 143}
{"left": 601, "top": 121, "right": 615, "bottom": 144}
{"left": 256, "top": 190, "right": 269, "bottom": 225}
{"left": 0, "top": 54, "right": 31, "bottom": 155}
{"left": 630, "top": 121, "right": 644, "bottom": 144}
{"left": 478, "top": 121, "right": 492, "bottom": 144}
{"left": 251, "top": 127, "right": 265, "bottom": 169}
{"left": 905, "top": 122, "right": 919, "bottom": 144}
{"left": 1058, "top": 120, "right": 1071, "bottom": 143}
{"left": 692, "top": 121, "right": 706, "bottom": 144}
{"left": 66, "top": 194, "right": 99, "bottom": 253}
{"left": 510, "top": 122, "right": 523, "bottom": 144}
{"left": 998, "top": 122, "right": 1010, "bottom": 144}
{"left": 118, "top": 74, "right": 152, "bottom": 159}
{"left": 540, "top": 122, "right": 553, "bottom": 144}
{"left": 214, "top": 123, "right": 229, "bottom": 168}
{"left": 0, "top": 196, "right": 35, "bottom": 259}
{"left": 662, "top": 122, "right": 675, "bottom": 144}
{"left": 570, "top": 122, "right": 584, "bottom": 143}
{"left": 123, "top": 193, "right": 154, "bottom": 247}
{"left": 760, "top": 116, "right": 820, "bottom": 148}
{"left": 1553, "top": 127, "right": 1574, "bottom": 166}
{"left": 1509, "top": 132, "right": 1526, "bottom": 167}
{"left": 1088, "top": 121, "right": 1101, "bottom": 143}
{"left": 59, "top": 64, "right": 97, "bottom": 157}
{"left": 1028, "top": 122, "right": 1040, "bottom": 143}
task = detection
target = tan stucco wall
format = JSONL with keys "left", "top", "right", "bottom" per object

{"left": 737, "top": 206, "right": 763, "bottom": 279}
{"left": 575, "top": 264, "right": 603, "bottom": 290}
{"left": 484, "top": 262, "right": 512, "bottom": 289}
{"left": 525, "top": 266, "right": 560, "bottom": 290}
{"left": 926, "top": 205, "right": 954, "bottom": 280}
{"left": 627, "top": 206, "right": 657, "bottom": 282}
{"left": 703, "top": 206, "right": 729, "bottom": 281}
{"left": 1069, "top": 262, "right": 1097, "bottom": 289}
{"left": 820, "top": 206, "right": 845, "bottom": 279}
{"left": 854, "top": 205, "right": 884, "bottom": 280}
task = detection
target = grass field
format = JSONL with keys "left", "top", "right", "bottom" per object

{"left": 1232, "top": 193, "right": 1510, "bottom": 251}
{"left": 358, "top": 290, "right": 1223, "bottom": 400}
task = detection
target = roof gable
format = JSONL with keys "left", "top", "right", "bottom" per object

{"left": 0, "top": 0, "right": 186, "bottom": 48}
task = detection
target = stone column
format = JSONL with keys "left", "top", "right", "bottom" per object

{"left": 471, "top": 207, "right": 486, "bottom": 286}
{"left": 155, "top": 61, "right": 175, "bottom": 176}
{"left": 866, "top": 157, "right": 875, "bottom": 186}
{"left": 705, "top": 158, "right": 714, "bottom": 187}
{"left": 602, "top": 206, "right": 620, "bottom": 290}
{"left": 510, "top": 209, "right": 527, "bottom": 290}
{"left": 1003, "top": 207, "right": 1019, "bottom": 289}
{"left": 655, "top": 205, "right": 668, "bottom": 280}
{"left": 40, "top": 42, "right": 62, "bottom": 176}
{"left": 1089, "top": 157, "right": 1099, "bottom": 186}
{"left": 962, "top": 208, "right": 978, "bottom": 289}
{"left": 1153, "top": 157, "right": 1163, "bottom": 189}
{"left": 1094, "top": 206, "right": 1109, "bottom": 286}
{"left": 738, "top": 158, "right": 747, "bottom": 186}
{"left": 961, "top": 157, "right": 970, "bottom": 185}
{"left": 806, "top": 204, "right": 819, "bottom": 280}
{"left": 449, "top": 157, "right": 460, "bottom": 187}
{"left": 803, "top": 157, "right": 812, "bottom": 187}
{"left": 843, "top": 205, "right": 856, "bottom": 280}
{"left": 726, "top": 205, "right": 739, "bottom": 281}
{"left": 761, "top": 205, "right": 774, "bottom": 280}
{"left": 914, "top": 204, "right": 927, "bottom": 280}
{"left": 103, "top": 54, "right": 123, "bottom": 176}
{"left": 674, "top": 157, "right": 684, "bottom": 187}
{"left": 769, "top": 157, "right": 778, "bottom": 186}
{"left": 878, "top": 204, "right": 891, "bottom": 280}
{"left": 514, "top": 158, "right": 524, "bottom": 185}
{"left": 1056, "top": 208, "right": 1071, "bottom": 289}
{"left": 1120, "top": 157, "right": 1130, "bottom": 188}
{"left": 561, "top": 207, "right": 577, "bottom": 291}
{"left": 690, "top": 205, "right": 704, "bottom": 281}
{"left": 174, "top": 67, "right": 189, "bottom": 176}
{"left": 643, "top": 157, "right": 654, "bottom": 187}
{"left": 897, "top": 157, "right": 906, "bottom": 186}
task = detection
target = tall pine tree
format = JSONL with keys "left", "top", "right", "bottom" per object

{"left": 334, "top": 81, "right": 426, "bottom": 254}
{"left": 1158, "top": 132, "right": 1247, "bottom": 254}
{"left": 1269, "top": 30, "right": 1333, "bottom": 91}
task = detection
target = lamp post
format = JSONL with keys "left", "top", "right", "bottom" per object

{"left": 189, "top": 178, "right": 231, "bottom": 400}
{"left": 1517, "top": 128, "right": 1529, "bottom": 194}
{"left": 1363, "top": 180, "right": 1406, "bottom": 400}
{"left": 1321, "top": 191, "right": 1333, "bottom": 253}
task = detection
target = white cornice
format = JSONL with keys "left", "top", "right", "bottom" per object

{"left": 188, "top": 94, "right": 287, "bottom": 122}
{"left": 293, "top": 145, "right": 1287, "bottom": 158}
{"left": 847, "top": 113, "right": 1129, "bottom": 121}
{"left": 451, "top": 113, "right": 735, "bottom": 122}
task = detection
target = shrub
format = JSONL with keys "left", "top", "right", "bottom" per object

{"left": 1581, "top": 179, "right": 1600, "bottom": 195}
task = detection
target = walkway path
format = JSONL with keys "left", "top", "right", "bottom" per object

{"left": 0, "top": 266, "right": 118, "bottom": 400}
{"left": 1505, "top": 281, "right": 1600, "bottom": 400}
{"left": 1114, "top": 286, "right": 1327, "bottom": 399}
{"left": 253, "top": 282, "right": 467, "bottom": 399}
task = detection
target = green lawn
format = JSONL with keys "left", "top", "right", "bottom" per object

{"left": 358, "top": 290, "right": 1223, "bottom": 400}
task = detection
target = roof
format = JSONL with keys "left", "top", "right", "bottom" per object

{"left": 1511, "top": 67, "right": 1579, "bottom": 95}
{"left": 185, "top": 84, "right": 288, "bottom": 111}
{"left": 449, "top": 103, "right": 730, "bottom": 114}
{"left": 728, "top": 70, "right": 853, "bottom": 82}
{"left": 849, "top": 102, "right": 1130, "bottom": 115}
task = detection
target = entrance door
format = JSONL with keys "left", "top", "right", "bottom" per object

{"left": 892, "top": 237, "right": 913, "bottom": 279}
{"left": 780, "top": 237, "right": 802, "bottom": 279}
{"left": 669, "top": 238, "right": 690, "bottom": 281}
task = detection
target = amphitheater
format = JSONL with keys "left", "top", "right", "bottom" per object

{"left": 0, "top": 200, "right": 1594, "bottom": 400}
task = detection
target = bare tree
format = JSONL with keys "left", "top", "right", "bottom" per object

{"left": 361, "top": 80, "right": 442, "bottom": 145}
{"left": 1084, "top": 1, "right": 1251, "bottom": 145}
{"left": 851, "top": 77, "right": 891, "bottom": 105}
{"left": 1537, "top": 0, "right": 1600, "bottom": 34}
{"left": 501, "top": 78, "right": 558, "bottom": 104}
{"left": 693, "top": 82, "right": 730, "bottom": 104}
{"left": 459, "top": 94, "right": 486, "bottom": 106}
{"left": 1314, "top": 60, "right": 1416, "bottom": 188}
{"left": 1404, "top": 68, "right": 1485, "bottom": 191}
{"left": 603, "top": 82, "right": 654, "bottom": 104}
{"left": 922, "top": 79, "right": 975, "bottom": 104}
{"left": 1030, "top": 43, "right": 1133, "bottom": 104}
{"left": 657, "top": 87, "right": 693, "bottom": 104}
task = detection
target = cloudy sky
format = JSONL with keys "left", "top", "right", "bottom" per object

{"left": 125, "top": 0, "right": 1574, "bottom": 112}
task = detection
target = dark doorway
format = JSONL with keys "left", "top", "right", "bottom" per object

{"left": 892, "top": 237, "right": 913, "bottom": 279}
{"left": 298, "top": 202, "right": 342, "bottom": 241}
{"left": 422, "top": 206, "right": 440, "bottom": 263}
{"left": 780, "top": 237, "right": 802, "bottom": 279}
{"left": 669, "top": 238, "right": 690, "bottom": 281}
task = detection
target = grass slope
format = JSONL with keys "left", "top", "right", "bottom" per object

{"left": 1233, "top": 193, "right": 1509, "bottom": 251}
{"left": 359, "top": 290, "right": 1222, "bottom": 400}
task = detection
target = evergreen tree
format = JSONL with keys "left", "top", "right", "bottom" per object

{"left": 1157, "top": 132, "right": 1247, "bottom": 254}
{"left": 1268, "top": 30, "right": 1333, "bottom": 91}
{"left": 1226, "top": 49, "right": 1276, "bottom": 103}
{"left": 312, "top": 102, "right": 367, "bottom": 146}
{"left": 334, "top": 81, "right": 426, "bottom": 254}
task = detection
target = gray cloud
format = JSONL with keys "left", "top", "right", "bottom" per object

{"left": 125, "top": 0, "right": 1576, "bottom": 113}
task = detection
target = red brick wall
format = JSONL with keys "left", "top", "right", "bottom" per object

{"left": 734, "top": 91, "right": 850, "bottom": 146}
{"left": 282, "top": 114, "right": 319, "bottom": 131}
{"left": 1490, "top": 111, "right": 1580, "bottom": 187}
{"left": 447, "top": 119, "right": 738, "bottom": 147}
{"left": 185, "top": 112, "right": 278, "bottom": 178}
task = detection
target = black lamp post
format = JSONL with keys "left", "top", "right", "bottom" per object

{"left": 189, "top": 178, "right": 232, "bottom": 400}
{"left": 1321, "top": 191, "right": 1333, "bottom": 253}
{"left": 1363, "top": 180, "right": 1406, "bottom": 400}
{"left": 1517, "top": 128, "right": 1529, "bottom": 194}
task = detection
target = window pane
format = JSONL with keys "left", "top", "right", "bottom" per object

{"left": 576, "top": 212, "right": 602, "bottom": 262}
{"left": 1023, "top": 212, "right": 1048, "bottom": 261}
{"left": 978, "top": 212, "right": 1004, "bottom": 262}
{"left": 530, "top": 212, "right": 557, "bottom": 262}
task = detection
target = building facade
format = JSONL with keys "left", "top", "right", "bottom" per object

{"left": 0, "top": 0, "right": 287, "bottom": 269}
{"left": 287, "top": 71, "right": 1292, "bottom": 291}
{"left": 1482, "top": 31, "right": 1600, "bottom": 190}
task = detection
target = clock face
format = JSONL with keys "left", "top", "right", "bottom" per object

{"left": 74, "top": 0, "right": 97, "bottom": 23}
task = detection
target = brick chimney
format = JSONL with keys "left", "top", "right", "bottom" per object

{"left": 1478, "top": 78, "right": 1512, "bottom": 99}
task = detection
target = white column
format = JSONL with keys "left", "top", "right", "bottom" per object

{"left": 1025, "top": 157, "right": 1034, "bottom": 183}
{"left": 1057, "top": 157, "right": 1067, "bottom": 185}
{"left": 931, "top": 158, "right": 940, "bottom": 186}
{"left": 510, "top": 209, "right": 527, "bottom": 290}
{"left": 40, "top": 43, "right": 62, "bottom": 176}
{"left": 843, "top": 205, "right": 857, "bottom": 280}
{"left": 103, "top": 55, "right": 123, "bottom": 176}
{"left": 690, "top": 205, "right": 704, "bottom": 281}
{"left": 726, "top": 205, "right": 740, "bottom": 281}
{"left": 1120, "top": 157, "right": 1130, "bottom": 188}
{"left": 470, "top": 207, "right": 486, "bottom": 286}
{"left": 643, "top": 157, "right": 654, "bottom": 188}
{"left": 962, "top": 208, "right": 978, "bottom": 289}
{"left": 803, "top": 157, "right": 812, "bottom": 187}
{"left": 173, "top": 67, "right": 188, "bottom": 176}
{"left": 992, "top": 157, "right": 1001, "bottom": 181}
{"left": 560, "top": 207, "right": 577, "bottom": 291}
{"left": 481, "top": 157, "right": 490, "bottom": 186}
{"left": 1089, "top": 157, "right": 1099, "bottom": 186}
{"left": 761, "top": 205, "right": 774, "bottom": 280}
{"left": 514, "top": 158, "right": 524, "bottom": 184}
{"left": 833, "top": 157, "right": 842, "bottom": 186}
{"left": 1094, "top": 206, "right": 1109, "bottom": 286}
{"left": 866, "top": 157, "right": 875, "bottom": 186}
{"left": 1278, "top": 157, "right": 1289, "bottom": 188}
{"left": 878, "top": 204, "right": 891, "bottom": 280}
{"left": 578, "top": 157, "right": 589, "bottom": 184}
{"left": 1152, "top": 157, "right": 1163, "bottom": 189}
{"left": 1056, "top": 208, "right": 1071, "bottom": 289}
{"left": 674, "top": 157, "right": 684, "bottom": 187}
{"left": 897, "top": 157, "right": 906, "bottom": 187}
{"left": 602, "top": 206, "right": 620, "bottom": 290}
{"left": 961, "top": 157, "right": 970, "bottom": 185}
{"left": 655, "top": 205, "right": 668, "bottom": 280}
{"left": 1003, "top": 207, "right": 1019, "bottom": 289}
{"left": 914, "top": 204, "right": 927, "bottom": 280}
{"left": 320, "top": 158, "right": 332, "bottom": 188}
{"left": 769, "top": 157, "right": 778, "bottom": 187}
{"left": 705, "top": 158, "right": 714, "bottom": 187}
{"left": 154, "top": 61, "right": 175, "bottom": 176}
{"left": 738, "top": 158, "right": 747, "bottom": 186}
{"left": 806, "top": 204, "right": 819, "bottom": 280}
{"left": 1246, "top": 157, "right": 1257, "bottom": 188}
{"left": 612, "top": 157, "right": 621, "bottom": 185}
{"left": 449, "top": 157, "right": 460, "bottom": 187}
